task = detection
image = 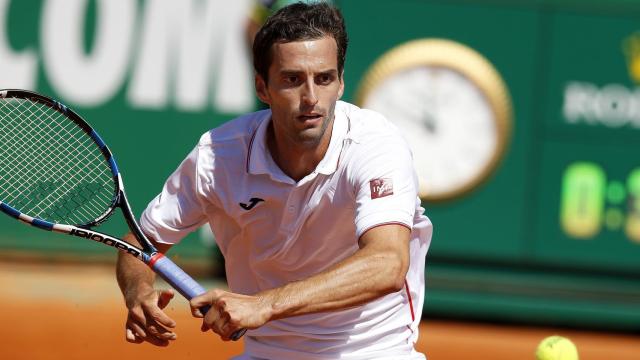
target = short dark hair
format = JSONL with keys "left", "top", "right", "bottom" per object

{"left": 252, "top": 2, "right": 348, "bottom": 83}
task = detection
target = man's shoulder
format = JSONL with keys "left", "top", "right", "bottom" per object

{"left": 191, "top": 110, "right": 269, "bottom": 172}
{"left": 338, "top": 101, "right": 404, "bottom": 144}
{"left": 338, "top": 102, "right": 413, "bottom": 176}
{"left": 197, "top": 109, "right": 269, "bottom": 149}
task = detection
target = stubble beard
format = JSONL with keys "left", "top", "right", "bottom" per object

{"left": 296, "top": 102, "right": 337, "bottom": 149}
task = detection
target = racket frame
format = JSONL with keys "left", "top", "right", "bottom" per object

{"left": 0, "top": 89, "right": 154, "bottom": 255}
{"left": 0, "top": 89, "right": 246, "bottom": 340}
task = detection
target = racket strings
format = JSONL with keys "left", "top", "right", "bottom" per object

{"left": 0, "top": 98, "right": 115, "bottom": 225}
{"left": 0, "top": 99, "right": 113, "bottom": 222}
{"left": 0, "top": 100, "right": 113, "bottom": 214}
{"left": 2, "top": 105, "right": 85, "bottom": 186}
{"left": 2, "top": 104, "right": 104, "bottom": 208}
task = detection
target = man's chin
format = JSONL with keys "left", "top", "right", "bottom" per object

{"left": 294, "top": 128, "right": 326, "bottom": 146}
{"left": 293, "top": 115, "right": 332, "bottom": 147}
{"left": 297, "top": 133, "right": 322, "bottom": 146}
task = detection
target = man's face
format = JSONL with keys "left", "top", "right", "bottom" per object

{"left": 256, "top": 36, "right": 345, "bottom": 148}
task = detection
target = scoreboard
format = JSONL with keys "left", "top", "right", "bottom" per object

{"left": 340, "top": 0, "right": 640, "bottom": 329}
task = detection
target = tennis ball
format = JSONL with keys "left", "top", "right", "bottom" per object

{"left": 536, "top": 335, "right": 579, "bottom": 360}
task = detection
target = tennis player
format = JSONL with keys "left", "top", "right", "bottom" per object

{"left": 116, "top": 2, "right": 432, "bottom": 359}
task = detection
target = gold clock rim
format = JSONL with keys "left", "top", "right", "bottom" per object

{"left": 355, "top": 38, "right": 513, "bottom": 202}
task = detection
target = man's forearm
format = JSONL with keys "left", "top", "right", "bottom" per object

{"left": 116, "top": 232, "right": 157, "bottom": 299}
{"left": 259, "top": 225, "right": 410, "bottom": 321}
{"left": 262, "top": 247, "right": 405, "bottom": 320}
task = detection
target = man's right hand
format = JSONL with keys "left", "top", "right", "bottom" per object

{"left": 124, "top": 287, "right": 178, "bottom": 346}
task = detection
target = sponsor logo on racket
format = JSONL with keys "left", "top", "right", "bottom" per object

{"left": 70, "top": 228, "right": 141, "bottom": 257}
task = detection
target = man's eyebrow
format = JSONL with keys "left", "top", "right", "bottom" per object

{"left": 318, "top": 69, "right": 338, "bottom": 76}
{"left": 279, "top": 70, "right": 302, "bottom": 76}
{"left": 278, "top": 69, "right": 338, "bottom": 75}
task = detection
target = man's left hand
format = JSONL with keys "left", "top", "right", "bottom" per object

{"left": 190, "top": 289, "right": 272, "bottom": 340}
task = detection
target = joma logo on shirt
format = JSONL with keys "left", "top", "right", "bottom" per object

{"left": 369, "top": 178, "right": 393, "bottom": 199}
{"left": 239, "top": 197, "right": 264, "bottom": 210}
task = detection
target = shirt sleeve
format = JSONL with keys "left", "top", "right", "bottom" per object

{"left": 352, "top": 132, "right": 418, "bottom": 238}
{"left": 139, "top": 146, "right": 208, "bottom": 245}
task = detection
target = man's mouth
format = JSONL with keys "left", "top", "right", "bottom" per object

{"left": 297, "top": 114, "right": 323, "bottom": 122}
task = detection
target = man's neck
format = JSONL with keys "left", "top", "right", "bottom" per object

{"left": 267, "top": 121, "right": 334, "bottom": 182}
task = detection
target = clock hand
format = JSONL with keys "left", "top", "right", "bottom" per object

{"left": 420, "top": 89, "right": 439, "bottom": 133}
{"left": 421, "top": 101, "right": 438, "bottom": 134}
{"left": 421, "top": 108, "right": 437, "bottom": 133}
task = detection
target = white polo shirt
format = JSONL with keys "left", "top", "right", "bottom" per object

{"left": 140, "top": 101, "right": 432, "bottom": 360}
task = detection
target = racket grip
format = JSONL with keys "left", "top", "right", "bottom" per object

{"left": 150, "top": 254, "right": 247, "bottom": 341}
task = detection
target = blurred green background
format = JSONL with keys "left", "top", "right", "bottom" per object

{"left": 1, "top": 0, "right": 639, "bottom": 331}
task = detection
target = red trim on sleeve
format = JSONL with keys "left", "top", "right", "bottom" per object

{"left": 360, "top": 221, "right": 411, "bottom": 238}
{"left": 148, "top": 253, "right": 165, "bottom": 268}
{"left": 405, "top": 279, "right": 415, "bottom": 322}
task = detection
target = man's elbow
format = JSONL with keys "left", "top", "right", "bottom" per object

{"left": 383, "top": 253, "right": 409, "bottom": 293}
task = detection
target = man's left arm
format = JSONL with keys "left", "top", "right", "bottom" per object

{"left": 190, "top": 223, "right": 410, "bottom": 340}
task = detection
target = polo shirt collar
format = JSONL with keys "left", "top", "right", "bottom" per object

{"left": 315, "top": 104, "right": 348, "bottom": 175}
{"left": 246, "top": 102, "right": 349, "bottom": 180}
{"left": 246, "top": 111, "right": 276, "bottom": 177}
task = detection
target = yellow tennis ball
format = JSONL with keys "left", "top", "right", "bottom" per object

{"left": 536, "top": 336, "right": 579, "bottom": 360}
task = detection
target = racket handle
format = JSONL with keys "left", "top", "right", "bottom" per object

{"left": 150, "top": 254, "right": 247, "bottom": 341}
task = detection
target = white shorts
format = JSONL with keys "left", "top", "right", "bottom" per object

{"left": 231, "top": 350, "right": 426, "bottom": 360}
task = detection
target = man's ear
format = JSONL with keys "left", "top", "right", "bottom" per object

{"left": 255, "top": 74, "right": 270, "bottom": 105}
{"left": 337, "top": 70, "right": 345, "bottom": 99}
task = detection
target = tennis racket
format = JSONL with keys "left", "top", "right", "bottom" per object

{"left": 0, "top": 89, "right": 246, "bottom": 341}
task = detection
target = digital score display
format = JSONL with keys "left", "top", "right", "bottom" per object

{"left": 560, "top": 162, "right": 640, "bottom": 242}
{"left": 534, "top": 140, "right": 640, "bottom": 270}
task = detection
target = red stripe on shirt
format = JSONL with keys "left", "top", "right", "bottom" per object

{"left": 405, "top": 279, "right": 415, "bottom": 322}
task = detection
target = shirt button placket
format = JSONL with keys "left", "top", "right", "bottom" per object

{"left": 282, "top": 188, "right": 301, "bottom": 231}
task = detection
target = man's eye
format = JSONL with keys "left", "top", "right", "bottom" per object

{"left": 317, "top": 75, "right": 333, "bottom": 84}
{"left": 285, "top": 76, "right": 298, "bottom": 84}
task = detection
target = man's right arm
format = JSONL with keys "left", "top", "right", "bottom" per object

{"left": 116, "top": 232, "right": 178, "bottom": 346}
{"left": 118, "top": 144, "right": 209, "bottom": 345}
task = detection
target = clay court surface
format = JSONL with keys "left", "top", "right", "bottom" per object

{"left": 0, "top": 261, "right": 637, "bottom": 359}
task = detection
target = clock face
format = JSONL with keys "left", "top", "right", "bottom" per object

{"left": 362, "top": 66, "right": 498, "bottom": 199}
{"left": 357, "top": 39, "right": 511, "bottom": 201}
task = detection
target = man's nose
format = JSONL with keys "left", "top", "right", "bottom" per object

{"left": 301, "top": 80, "right": 318, "bottom": 106}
